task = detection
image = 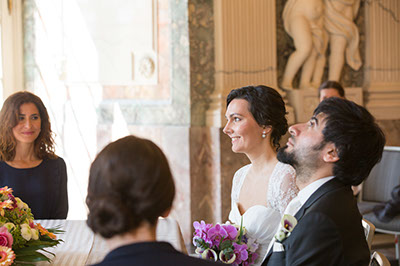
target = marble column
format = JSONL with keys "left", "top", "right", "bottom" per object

{"left": 364, "top": 1, "right": 400, "bottom": 145}
{"left": 208, "top": 0, "right": 294, "bottom": 127}
{"left": 364, "top": 0, "right": 400, "bottom": 120}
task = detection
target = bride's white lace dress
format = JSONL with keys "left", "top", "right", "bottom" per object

{"left": 228, "top": 162, "right": 298, "bottom": 265}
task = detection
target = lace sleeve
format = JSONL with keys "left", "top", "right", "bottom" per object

{"left": 230, "top": 165, "right": 250, "bottom": 204}
{"left": 268, "top": 163, "right": 299, "bottom": 215}
{"left": 276, "top": 164, "right": 298, "bottom": 215}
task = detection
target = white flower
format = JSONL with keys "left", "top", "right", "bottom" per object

{"left": 201, "top": 248, "right": 218, "bottom": 261}
{"left": 16, "top": 199, "right": 29, "bottom": 211}
{"left": 195, "top": 247, "right": 203, "bottom": 255}
{"left": 274, "top": 214, "right": 298, "bottom": 242}
{"left": 275, "top": 230, "right": 287, "bottom": 242}
{"left": 20, "top": 224, "right": 32, "bottom": 241}
{"left": 280, "top": 214, "right": 297, "bottom": 233}
{"left": 3, "top": 223, "right": 15, "bottom": 232}
{"left": 15, "top": 197, "right": 24, "bottom": 209}
{"left": 219, "top": 250, "right": 236, "bottom": 264}
{"left": 246, "top": 238, "right": 259, "bottom": 253}
{"left": 31, "top": 228, "right": 39, "bottom": 240}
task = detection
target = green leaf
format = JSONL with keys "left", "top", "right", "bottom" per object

{"left": 238, "top": 216, "right": 244, "bottom": 242}
{"left": 47, "top": 227, "right": 65, "bottom": 234}
{"left": 39, "top": 249, "right": 56, "bottom": 257}
{"left": 194, "top": 238, "right": 210, "bottom": 250}
{"left": 219, "top": 240, "right": 232, "bottom": 250}
{"left": 13, "top": 262, "right": 35, "bottom": 266}
{"left": 14, "top": 245, "right": 54, "bottom": 254}
{"left": 15, "top": 251, "right": 51, "bottom": 262}
{"left": 223, "top": 247, "right": 234, "bottom": 255}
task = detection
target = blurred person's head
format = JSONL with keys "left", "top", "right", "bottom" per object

{"left": 0, "top": 91, "right": 56, "bottom": 161}
{"left": 86, "top": 135, "right": 175, "bottom": 240}
{"left": 318, "top": 80, "right": 345, "bottom": 102}
{"left": 278, "top": 97, "right": 385, "bottom": 187}
{"left": 223, "top": 85, "right": 288, "bottom": 155}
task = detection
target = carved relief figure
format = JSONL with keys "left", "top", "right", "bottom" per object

{"left": 325, "top": 0, "right": 362, "bottom": 81}
{"left": 281, "top": 0, "right": 328, "bottom": 90}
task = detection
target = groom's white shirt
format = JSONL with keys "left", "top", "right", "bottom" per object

{"left": 296, "top": 175, "right": 335, "bottom": 209}
{"left": 265, "top": 176, "right": 335, "bottom": 258}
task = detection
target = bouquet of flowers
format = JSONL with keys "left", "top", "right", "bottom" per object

{"left": 0, "top": 186, "right": 63, "bottom": 265}
{"left": 192, "top": 219, "right": 259, "bottom": 266}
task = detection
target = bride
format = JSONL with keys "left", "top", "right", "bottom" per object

{"left": 223, "top": 85, "right": 298, "bottom": 265}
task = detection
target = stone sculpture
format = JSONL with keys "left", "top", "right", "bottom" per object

{"left": 325, "top": 0, "right": 361, "bottom": 81}
{"left": 281, "top": 0, "right": 328, "bottom": 90}
{"left": 281, "top": 0, "right": 361, "bottom": 90}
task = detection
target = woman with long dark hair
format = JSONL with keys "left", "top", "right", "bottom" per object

{"left": 0, "top": 91, "right": 68, "bottom": 219}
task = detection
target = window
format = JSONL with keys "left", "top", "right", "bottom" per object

{"left": 0, "top": 0, "right": 24, "bottom": 103}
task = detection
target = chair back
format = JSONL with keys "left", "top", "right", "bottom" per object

{"left": 361, "top": 146, "right": 400, "bottom": 203}
{"left": 362, "top": 218, "right": 375, "bottom": 250}
{"left": 369, "top": 251, "right": 391, "bottom": 266}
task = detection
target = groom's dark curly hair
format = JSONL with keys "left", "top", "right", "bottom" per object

{"left": 314, "top": 98, "right": 386, "bottom": 186}
{"left": 226, "top": 85, "right": 288, "bottom": 151}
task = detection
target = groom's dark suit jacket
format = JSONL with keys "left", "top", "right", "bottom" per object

{"left": 262, "top": 178, "right": 370, "bottom": 266}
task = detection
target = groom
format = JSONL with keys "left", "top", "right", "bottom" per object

{"left": 262, "top": 97, "right": 385, "bottom": 265}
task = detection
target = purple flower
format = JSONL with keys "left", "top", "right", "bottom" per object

{"left": 246, "top": 238, "right": 259, "bottom": 253}
{"left": 207, "top": 224, "right": 229, "bottom": 246}
{"left": 233, "top": 242, "right": 248, "bottom": 264}
{"left": 193, "top": 220, "right": 258, "bottom": 265}
{"left": 246, "top": 251, "right": 259, "bottom": 266}
{"left": 193, "top": 221, "right": 213, "bottom": 247}
{"left": 221, "top": 224, "right": 238, "bottom": 241}
{"left": 193, "top": 221, "right": 212, "bottom": 235}
{"left": 241, "top": 233, "right": 248, "bottom": 244}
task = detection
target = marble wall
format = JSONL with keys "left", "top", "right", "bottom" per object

{"left": 377, "top": 120, "right": 400, "bottom": 147}
{"left": 21, "top": 0, "right": 400, "bottom": 252}
{"left": 95, "top": 0, "right": 243, "bottom": 249}
{"left": 364, "top": 0, "right": 400, "bottom": 121}
{"left": 189, "top": 0, "right": 215, "bottom": 126}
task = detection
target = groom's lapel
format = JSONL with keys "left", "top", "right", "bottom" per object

{"left": 263, "top": 178, "right": 344, "bottom": 265}
{"left": 295, "top": 178, "right": 343, "bottom": 221}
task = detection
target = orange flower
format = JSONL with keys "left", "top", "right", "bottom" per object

{"left": 0, "top": 187, "right": 12, "bottom": 196}
{"left": 35, "top": 223, "right": 57, "bottom": 240}
{"left": 0, "top": 201, "right": 13, "bottom": 217}
{"left": 0, "top": 246, "right": 15, "bottom": 266}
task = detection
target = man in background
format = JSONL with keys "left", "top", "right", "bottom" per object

{"left": 318, "top": 80, "right": 345, "bottom": 102}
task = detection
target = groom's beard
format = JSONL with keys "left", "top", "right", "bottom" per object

{"left": 277, "top": 142, "right": 326, "bottom": 183}
{"left": 277, "top": 145, "right": 298, "bottom": 168}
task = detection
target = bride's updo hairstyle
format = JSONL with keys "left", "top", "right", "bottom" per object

{"left": 86, "top": 135, "right": 175, "bottom": 239}
{"left": 226, "top": 85, "right": 288, "bottom": 150}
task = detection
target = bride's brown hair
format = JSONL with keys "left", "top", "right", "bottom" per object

{"left": 227, "top": 85, "right": 288, "bottom": 151}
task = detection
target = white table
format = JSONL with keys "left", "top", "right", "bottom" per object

{"left": 35, "top": 218, "right": 187, "bottom": 265}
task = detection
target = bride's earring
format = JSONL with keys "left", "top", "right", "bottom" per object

{"left": 262, "top": 132, "right": 267, "bottom": 138}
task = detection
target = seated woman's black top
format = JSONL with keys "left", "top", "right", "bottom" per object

{"left": 0, "top": 157, "right": 68, "bottom": 219}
